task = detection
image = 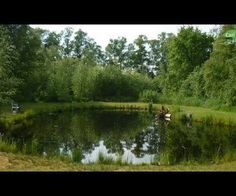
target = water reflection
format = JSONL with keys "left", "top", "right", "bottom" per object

{"left": 2, "top": 110, "right": 236, "bottom": 164}
{"left": 81, "top": 140, "right": 156, "bottom": 164}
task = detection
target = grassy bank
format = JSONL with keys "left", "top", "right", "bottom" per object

{"left": 1, "top": 151, "right": 236, "bottom": 171}
{"left": 1, "top": 101, "right": 236, "bottom": 128}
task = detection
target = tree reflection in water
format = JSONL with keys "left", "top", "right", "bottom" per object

{"left": 2, "top": 110, "right": 236, "bottom": 164}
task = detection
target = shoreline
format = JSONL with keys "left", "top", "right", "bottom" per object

{"left": 1, "top": 102, "right": 236, "bottom": 129}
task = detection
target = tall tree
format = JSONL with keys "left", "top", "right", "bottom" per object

{"left": 165, "top": 26, "right": 214, "bottom": 93}
{"left": 203, "top": 25, "right": 236, "bottom": 105}
{"left": 132, "top": 35, "right": 150, "bottom": 74}
{"left": 44, "top": 31, "right": 61, "bottom": 48}
{"left": 4, "top": 25, "right": 44, "bottom": 101}
{"left": 73, "top": 29, "right": 88, "bottom": 58}
{"left": 0, "top": 25, "right": 19, "bottom": 104}
{"left": 105, "top": 37, "right": 128, "bottom": 69}
{"left": 73, "top": 29, "right": 105, "bottom": 65}
{"left": 61, "top": 27, "right": 74, "bottom": 57}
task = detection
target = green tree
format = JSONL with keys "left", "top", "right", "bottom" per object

{"left": 105, "top": 37, "right": 128, "bottom": 69}
{"left": 0, "top": 25, "right": 19, "bottom": 104}
{"left": 60, "top": 27, "right": 73, "bottom": 57}
{"left": 53, "top": 58, "right": 77, "bottom": 101}
{"left": 132, "top": 35, "right": 150, "bottom": 74}
{"left": 165, "top": 26, "right": 214, "bottom": 94}
{"left": 61, "top": 27, "right": 74, "bottom": 57}
{"left": 203, "top": 25, "right": 236, "bottom": 105}
{"left": 149, "top": 32, "right": 174, "bottom": 90}
{"left": 73, "top": 29, "right": 88, "bottom": 58}
{"left": 180, "top": 66, "right": 205, "bottom": 98}
{"left": 73, "top": 29, "right": 105, "bottom": 65}
{"left": 44, "top": 31, "right": 61, "bottom": 48}
{"left": 72, "top": 62, "right": 100, "bottom": 101}
{"left": 5, "top": 25, "right": 45, "bottom": 101}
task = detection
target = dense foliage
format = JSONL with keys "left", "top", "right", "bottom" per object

{"left": 0, "top": 24, "right": 235, "bottom": 106}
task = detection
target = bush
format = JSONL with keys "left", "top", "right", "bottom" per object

{"left": 72, "top": 64, "right": 153, "bottom": 102}
{"left": 139, "top": 90, "right": 159, "bottom": 103}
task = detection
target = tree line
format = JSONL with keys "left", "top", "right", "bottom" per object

{"left": 0, "top": 25, "right": 235, "bottom": 106}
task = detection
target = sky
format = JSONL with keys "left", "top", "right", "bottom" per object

{"left": 30, "top": 25, "right": 218, "bottom": 49}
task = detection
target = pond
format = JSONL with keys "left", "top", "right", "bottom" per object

{"left": 1, "top": 110, "right": 236, "bottom": 165}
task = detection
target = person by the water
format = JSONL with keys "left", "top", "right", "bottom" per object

{"left": 160, "top": 105, "right": 168, "bottom": 114}
{"left": 157, "top": 105, "right": 170, "bottom": 119}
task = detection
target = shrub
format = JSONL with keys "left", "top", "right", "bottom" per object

{"left": 139, "top": 90, "right": 159, "bottom": 103}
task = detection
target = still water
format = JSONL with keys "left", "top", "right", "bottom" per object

{"left": 2, "top": 110, "right": 236, "bottom": 164}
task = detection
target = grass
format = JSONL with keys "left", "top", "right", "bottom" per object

{"left": 2, "top": 151, "right": 236, "bottom": 171}
{"left": 95, "top": 152, "right": 129, "bottom": 165}
{"left": 71, "top": 149, "right": 83, "bottom": 163}
{"left": 172, "top": 105, "right": 236, "bottom": 126}
{"left": 96, "top": 152, "right": 115, "bottom": 164}
{"left": 0, "top": 140, "right": 17, "bottom": 154}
